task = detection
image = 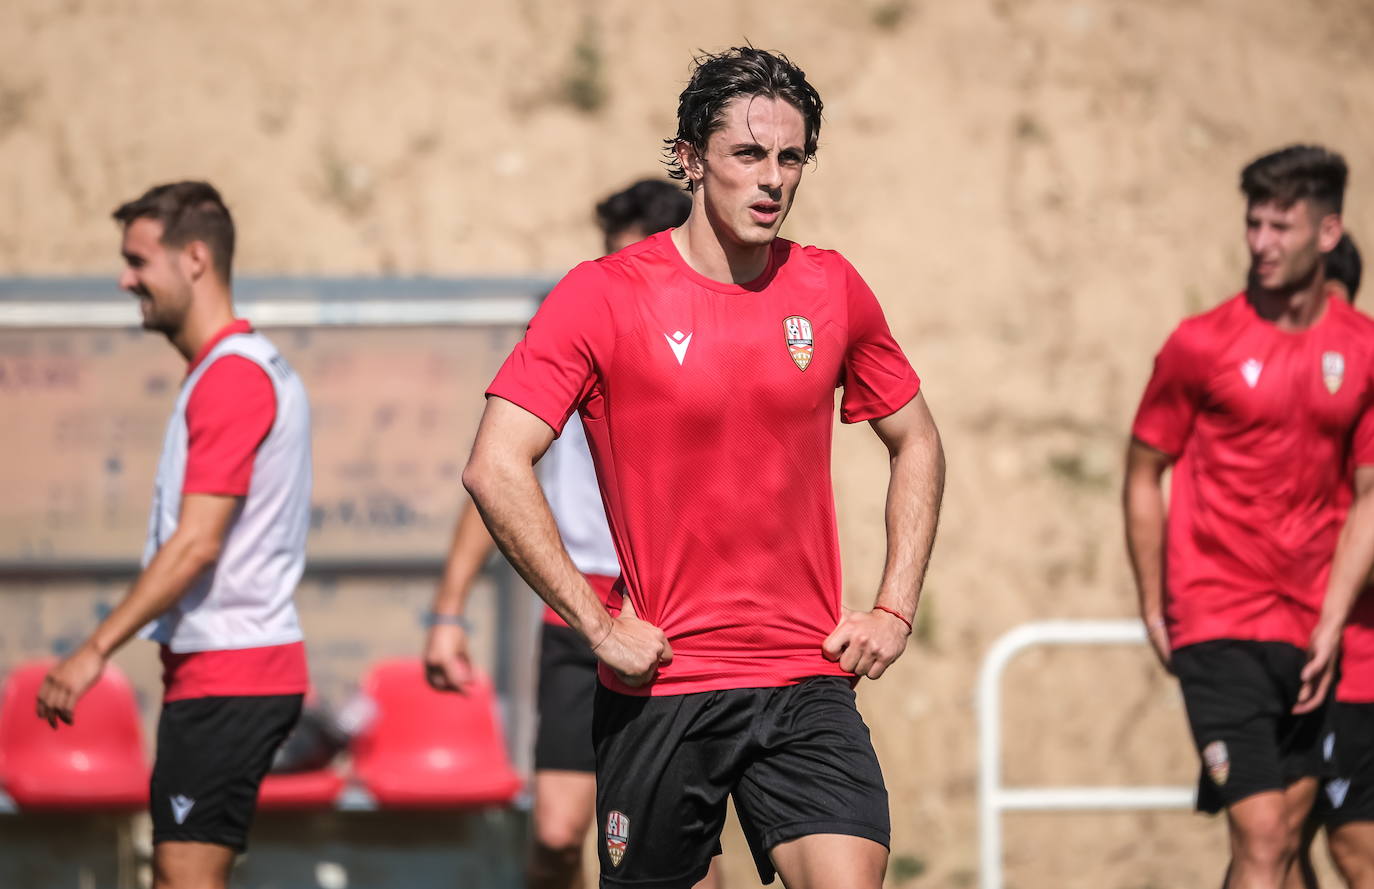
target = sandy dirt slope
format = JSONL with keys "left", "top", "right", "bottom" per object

{"left": 5, "top": 1, "right": 1374, "bottom": 886}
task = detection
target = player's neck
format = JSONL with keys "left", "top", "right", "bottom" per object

{"left": 671, "top": 213, "right": 772, "bottom": 285}
{"left": 1246, "top": 274, "right": 1330, "bottom": 332}
{"left": 170, "top": 289, "right": 237, "bottom": 363}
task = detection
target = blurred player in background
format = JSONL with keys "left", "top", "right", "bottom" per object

{"left": 423, "top": 179, "right": 714, "bottom": 889}
{"left": 464, "top": 47, "right": 944, "bottom": 889}
{"left": 1327, "top": 233, "right": 1362, "bottom": 305}
{"left": 35, "top": 182, "right": 312, "bottom": 889}
{"left": 1125, "top": 146, "right": 1374, "bottom": 889}
{"left": 1308, "top": 231, "right": 1374, "bottom": 889}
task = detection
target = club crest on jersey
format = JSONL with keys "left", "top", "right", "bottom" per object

{"left": 1240, "top": 358, "right": 1263, "bottom": 389}
{"left": 783, "top": 315, "right": 814, "bottom": 371}
{"left": 606, "top": 810, "right": 630, "bottom": 867}
{"left": 1323, "top": 351, "right": 1345, "bottom": 394}
{"left": 1203, "top": 740, "right": 1230, "bottom": 786}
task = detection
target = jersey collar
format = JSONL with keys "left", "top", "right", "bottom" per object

{"left": 187, "top": 319, "right": 253, "bottom": 374}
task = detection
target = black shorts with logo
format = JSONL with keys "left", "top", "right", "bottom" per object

{"left": 593, "top": 676, "right": 889, "bottom": 888}
{"left": 1316, "top": 701, "right": 1374, "bottom": 828}
{"left": 150, "top": 694, "right": 303, "bottom": 850}
{"left": 1173, "top": 640, "right": 1327, "bottom": 814}
{"left": 534, "top": 622, "right": 599, "bottom": 773}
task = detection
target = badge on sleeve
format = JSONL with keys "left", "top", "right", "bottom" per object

{"left": 783, "top": 315, "right": 814, "bottom": 371}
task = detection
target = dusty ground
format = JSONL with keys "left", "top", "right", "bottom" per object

{"left": 5, "top": 0, "right": 1374, "bottom": 886}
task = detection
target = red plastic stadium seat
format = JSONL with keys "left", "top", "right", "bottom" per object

{"left": 351, "top": 659, "right": 522, "bottom": 808}
{"left": 258, "top": 769, "right": 345, "bottom": 809}
{"left": 0, "top": 659, "right": 148, "bottom": 810}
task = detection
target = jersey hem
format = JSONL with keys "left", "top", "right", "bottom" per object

{"left": 162, "top": 683, "right": 309, "bottom": 703}
{"left": 153, "top": 632, "right": 305, "bottom": 654}
{"left": 484, "top": 385, "right": 566, "bottom": 436}
{"left": 597, "top": 666, "right": 857, "bottom": 697}
{"left": 1169, "top": 633, "right": 1308, "bottom": 653}
{"left": 180, "top": 483, "right": 251, "bottom": 496}
{"left": 840, "top": 379, "right": 921, "bottom": 425}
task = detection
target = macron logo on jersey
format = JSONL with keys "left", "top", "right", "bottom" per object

{"left": 664, "top": 330, "right": 692, "bottom": 365}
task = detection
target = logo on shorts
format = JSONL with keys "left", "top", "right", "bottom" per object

{"left": 1203, "top": 740, "right": 1230, "bottom": 786}
{"left": 1323, "top": 351, "right": 1345, "bottom": 394}
{"left": 1324, "top": 731, "right": 1337, "bottom": 763}
{"left": 783, "top": 316, "right": 814, "bottom": 371}
{"left": 1327, "top": 777, "right": 1351, "bottom": 809}
{"left": 170, "top": 794, "right": 196, "bottom": 825}
{"left": 606, "top": 809, "right": 630, "bottom": 867}
{"left": 1240, "top": 358, "right": 1263, "bottom": 389}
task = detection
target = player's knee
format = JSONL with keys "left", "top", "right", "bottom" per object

{"left": 528, "top": 835, "right": 583, "bottom": 889}
{"left": 1330, "top": 832, "right": 1374, "bottom": 886}
{"left": 1232, "top": 812, "right": 1298, "bottom": 869}
{"left": 533, "top": 815, "right": 588, "bottom": 855}
{"left": 152, "top": 854, "right": 229, "bottom": 889}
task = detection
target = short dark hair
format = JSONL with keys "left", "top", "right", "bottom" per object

{"left": 1239, "top": 144, "right": 1348, "bottom": 215}
{"left": 1327, "top": 232, "right": 1362, "bottom": 303}
{"left": 112, "top": 181, "right": 235, "bottom": 283}
{"left": 595, "top": 179, "right": 692, "bottom": 238}
{"left": 663, "top": 46, "right": 824, "bottom": 186}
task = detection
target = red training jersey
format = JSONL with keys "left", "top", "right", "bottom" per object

{"left": 488, "top": 231, "right": 921, "bottom": 696}
{"left": 162, "top": 319, "right": 308, "bottom": 701}
{"left": 1132, "top": 293, "right": 1374, "bottom": 651}
{"left": 543, "top": 573, "right": 621, "bottom": 628}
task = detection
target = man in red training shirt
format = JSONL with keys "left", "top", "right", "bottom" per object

{"left": 1124, "top": 146, "right": 1374, "bottom": 889}
{"left": 463, "top": 47, "right": 944, "bottom": 889}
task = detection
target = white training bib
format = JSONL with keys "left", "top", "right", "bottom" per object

{"left": 139, "top": 331, "right": 312, "bottom": 652}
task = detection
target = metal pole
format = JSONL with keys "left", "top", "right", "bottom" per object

{"left": 976, "top": 620, "right": 1191, "bottom": 889}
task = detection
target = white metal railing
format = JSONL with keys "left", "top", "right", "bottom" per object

{"left": 977, "top": 619, "right": 1194, "bottom": 889}
{"left": 0, "top": 276, "right": 545, "bottom": 327}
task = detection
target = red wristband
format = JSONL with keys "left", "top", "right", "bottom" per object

{"left": 873, "top": 604, "right": 913, "bottom": 635}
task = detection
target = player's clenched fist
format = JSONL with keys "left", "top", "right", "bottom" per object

{"left": 592, "top": 615, "right": 673, "bottom": 688}
{"left": 423, "top": 624, "right": 475, "bottom": 694}
{"left": 822, "top": 607, "right": 911, "bottom": 680}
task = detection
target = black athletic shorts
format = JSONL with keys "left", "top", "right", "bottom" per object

{"left": 593, "top": 676, "right": 889, "bottom": 888}
{"left": 534, "top": 622, "right": 599, "bottom": 773}
{"left": 1316, "top": 701, "right": 1374, "bottom": 828}
{"left": 150, "top": 694, "right": 303, "bottom": 850}
{"left": 1173, "top": 640, "right": 1327, "bottom": 814}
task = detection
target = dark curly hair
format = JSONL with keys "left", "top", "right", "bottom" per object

{"left": 595, "top": 179, "right": 691, "bottom": 238}
{"left": 1327, "top": 232, "right": 1362, "bottom": 303}
{"left": 663, "top": 47, "right": 824, "bottom": 187}
{"left": 1240, "top": 144, "right": 1348, "bottom": 215}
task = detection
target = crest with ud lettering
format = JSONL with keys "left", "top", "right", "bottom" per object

{"left": 1203, "top": 740, "right": 1230, "bottom": 786}
{"left": 606, "top": 810, "right": 630, "bottom": 867}
{"left": 1323, "top": 351, "right": 1345, "bottom": 394}
{"left": 783, "top": 315, "right": 814, "bottom": 371}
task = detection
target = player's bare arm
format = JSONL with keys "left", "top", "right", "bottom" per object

{"left": 35, "top": 493, "right": 240, "bottom": 728}
{"left": 463, "top": 396, "right": 671, "bottom": 687}
{"left": 1123, "top": 438, "right": 1175, "bottom": 672}
{"left": 423, "top": 499, "right": 496, "bottom": 693}
{"left": 1297, "top": 464, "right": 1374, "bottom": 713}
{"left": 822, "top": 392, "right": 943, "bottom": 680}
